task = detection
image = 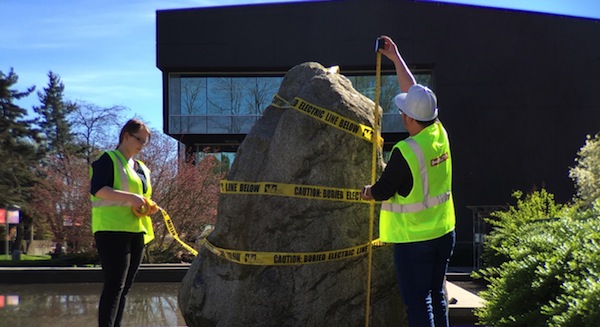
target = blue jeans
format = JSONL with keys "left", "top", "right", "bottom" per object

{"left": 393, "top": 230, "right": 455, "bottom": 327}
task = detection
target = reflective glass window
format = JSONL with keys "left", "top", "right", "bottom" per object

{"left": 168, "top": 72, "right": 431, "bottom": 135}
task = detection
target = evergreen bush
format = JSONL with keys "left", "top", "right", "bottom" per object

{"left": 474, "top": 131, "right": 600, "bottom": 326}
{"left": 475, "top": 215, "right": 600, "bottom": 326}
{"left": 481, "top": 189, "right": 565, "bottom": 268}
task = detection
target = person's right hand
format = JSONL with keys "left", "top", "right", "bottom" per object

{"left": 130, "top": 193, "right": 146, "bottom": 211}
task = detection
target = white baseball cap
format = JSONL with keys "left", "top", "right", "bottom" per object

{"left": 394, "top": 84, "right": 438, "bottom": 121}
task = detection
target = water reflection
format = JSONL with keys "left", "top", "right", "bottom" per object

{"left": 0, "top": 283, "right": 186, "bottom": 327}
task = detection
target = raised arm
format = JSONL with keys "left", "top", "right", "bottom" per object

{"left": 378, "top": 35, "right": 416, "bottom": 92}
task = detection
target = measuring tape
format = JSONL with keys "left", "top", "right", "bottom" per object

{"left": 364, "top": 46, "right": 383, "bottom": 327}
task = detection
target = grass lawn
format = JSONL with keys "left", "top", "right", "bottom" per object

{"left": 0, "top": 254, "right": 51, "bottom": 265}
{"left": 7, "top": 254, "right": 51, "bottom": 261}
{"left": 0, "top": 253, "right": 99, "bottom": 267}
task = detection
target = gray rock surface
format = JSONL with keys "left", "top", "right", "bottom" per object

{"left": 179, "top": 62, "right": 406, "bottom": 327}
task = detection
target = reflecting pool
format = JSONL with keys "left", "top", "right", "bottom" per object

{"left": 0, "top": 282, "right": 186, "bottom": 327}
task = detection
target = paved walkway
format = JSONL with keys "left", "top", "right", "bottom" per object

{"left": 447, "top": 281, "right": 484, "bottom": 325}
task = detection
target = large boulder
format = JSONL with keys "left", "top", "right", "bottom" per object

{"left": 179, "top": 62, "right": 406, "bottom": 327}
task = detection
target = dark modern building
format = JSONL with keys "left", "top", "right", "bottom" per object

{"left": 156, "top": 0, "right": 600, "bottom": 267}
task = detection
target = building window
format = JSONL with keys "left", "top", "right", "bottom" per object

{"left": 168, "top": 72, "right": 431, "bottom": 135}
{"left": 168, "top": 75, "right": 282, "bottom": 134}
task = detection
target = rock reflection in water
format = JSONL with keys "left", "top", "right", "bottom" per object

{"left": 0, "top": 282, "right": 186, "bottom": 327}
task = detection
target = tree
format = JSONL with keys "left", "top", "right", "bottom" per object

{"left": 570, "top": 132, "right": 600, "bottom": 208}
{"left": 137, "top": 132, "right": 222, "bottom": 262}
{"left": 0, "top": 69, "right": 40, "bottom": 206}
{"left": 0, "top": 68, "right": 42, "bottom": 253}
{"left": 70, "top": 101, "right": 128, "bottom": 164}
{"left": 33, "top": 71, "right": 78, "bottom": 156}
{"left": 30, "top": 72, "right": 96, "bottom": 254}
{"left": 31, "top": 151, "right": 93, "bottom": 254}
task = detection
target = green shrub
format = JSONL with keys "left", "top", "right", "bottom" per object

{"left": 474, "top": 192, "right": 600, "bottom": 327}
{"left": 474, "top": 131, "right": 600, "bottom": 326}
{"left": 541, "top": 213, "right": 600, "bottom": 326}
{"left": 474, "top": 202, "right": 600, "bottom": 326}
{"left": 482, "top": 189, "right": 565, "bottom": 268}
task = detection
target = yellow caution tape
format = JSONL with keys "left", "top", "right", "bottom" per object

{"left": 159, "top": 207, "right": 199, "bottom": 256}
{"left": 159, "top": 92, "right": 386, "bottom": 263}
{"left": 202, "top": 238, "right": 388, "bottom": 266}
{"left": 158, "top": 202, "right": 390, "bottom": 265}
{"left": 220, "top": 179, "right": 372, "bottom": 203}
{"left": 271, "top": 94, "right": 384, "bottom": 147}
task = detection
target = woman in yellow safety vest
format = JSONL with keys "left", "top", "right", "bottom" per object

{"left": 90, "top": 118, "right": 157, "bottom": 327}
{"left": 361, "top": 36, "right": 456, "bottom": 327}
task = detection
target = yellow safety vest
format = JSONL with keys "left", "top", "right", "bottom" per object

{"left": 379, "top": 121, "right": 455, "bottom": 243}
{"left": 91, "top": 150, "right": 155, "bottom": 244}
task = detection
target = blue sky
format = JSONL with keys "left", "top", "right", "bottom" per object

{"left": 0, "top": 0, "right": 301, "bottom": 130}
{"left": 1, "top": 0, "right": 599, "bottom": 130}
{"left": 434, "top": 0, "right": 600, "bottom": 19}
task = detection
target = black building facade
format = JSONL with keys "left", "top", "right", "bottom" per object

{"left": 156, "top": 0, "right": 600, "bottom": 267}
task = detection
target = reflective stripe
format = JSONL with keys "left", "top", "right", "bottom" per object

{"left": 381, "top": 191, "right": 451, "bottom": 213}
{"left": 405, "top": 138, "right": 428, "bottom": 196}
{"left": 379, "top": 122, "right": 455, "bottom": 243}
{"left": 382, "top": 138, "right": 449, "bottom": 214}
{"left": 111, "top": 152, "right": 131, "bottom": 192}
{"left": 92, "top": 200, "right": 131, "bottom": 207}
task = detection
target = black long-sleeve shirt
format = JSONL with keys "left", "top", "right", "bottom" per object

{"left": 370, "top": 148, "right": 413, "bottom": 201}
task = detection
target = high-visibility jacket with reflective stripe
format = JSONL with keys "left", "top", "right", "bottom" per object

{"left": 91, "top": 150, "right": 155, "bottom": 244}
{"left": 379, "top": 121, "right": 455, "bottom": 243}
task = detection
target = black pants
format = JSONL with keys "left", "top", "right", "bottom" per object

{"left": 95, "top": 231, "right": 145, "bottom": 327}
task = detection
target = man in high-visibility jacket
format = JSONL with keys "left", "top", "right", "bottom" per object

{"left": 362, "top": 36, "right": 456, "bottom": 327}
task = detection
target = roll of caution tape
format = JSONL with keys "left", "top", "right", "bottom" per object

{"left": 202, "top": 238, "right": 387, "bottom": 266}
{"left": 271, "top": 94, "right": 384, "bottom": 147}
{"left": 220, "top": 179, "right": 372, "bottom": 203}
{"left": 132, "top": 198, "right": 160, "bottom": 217}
